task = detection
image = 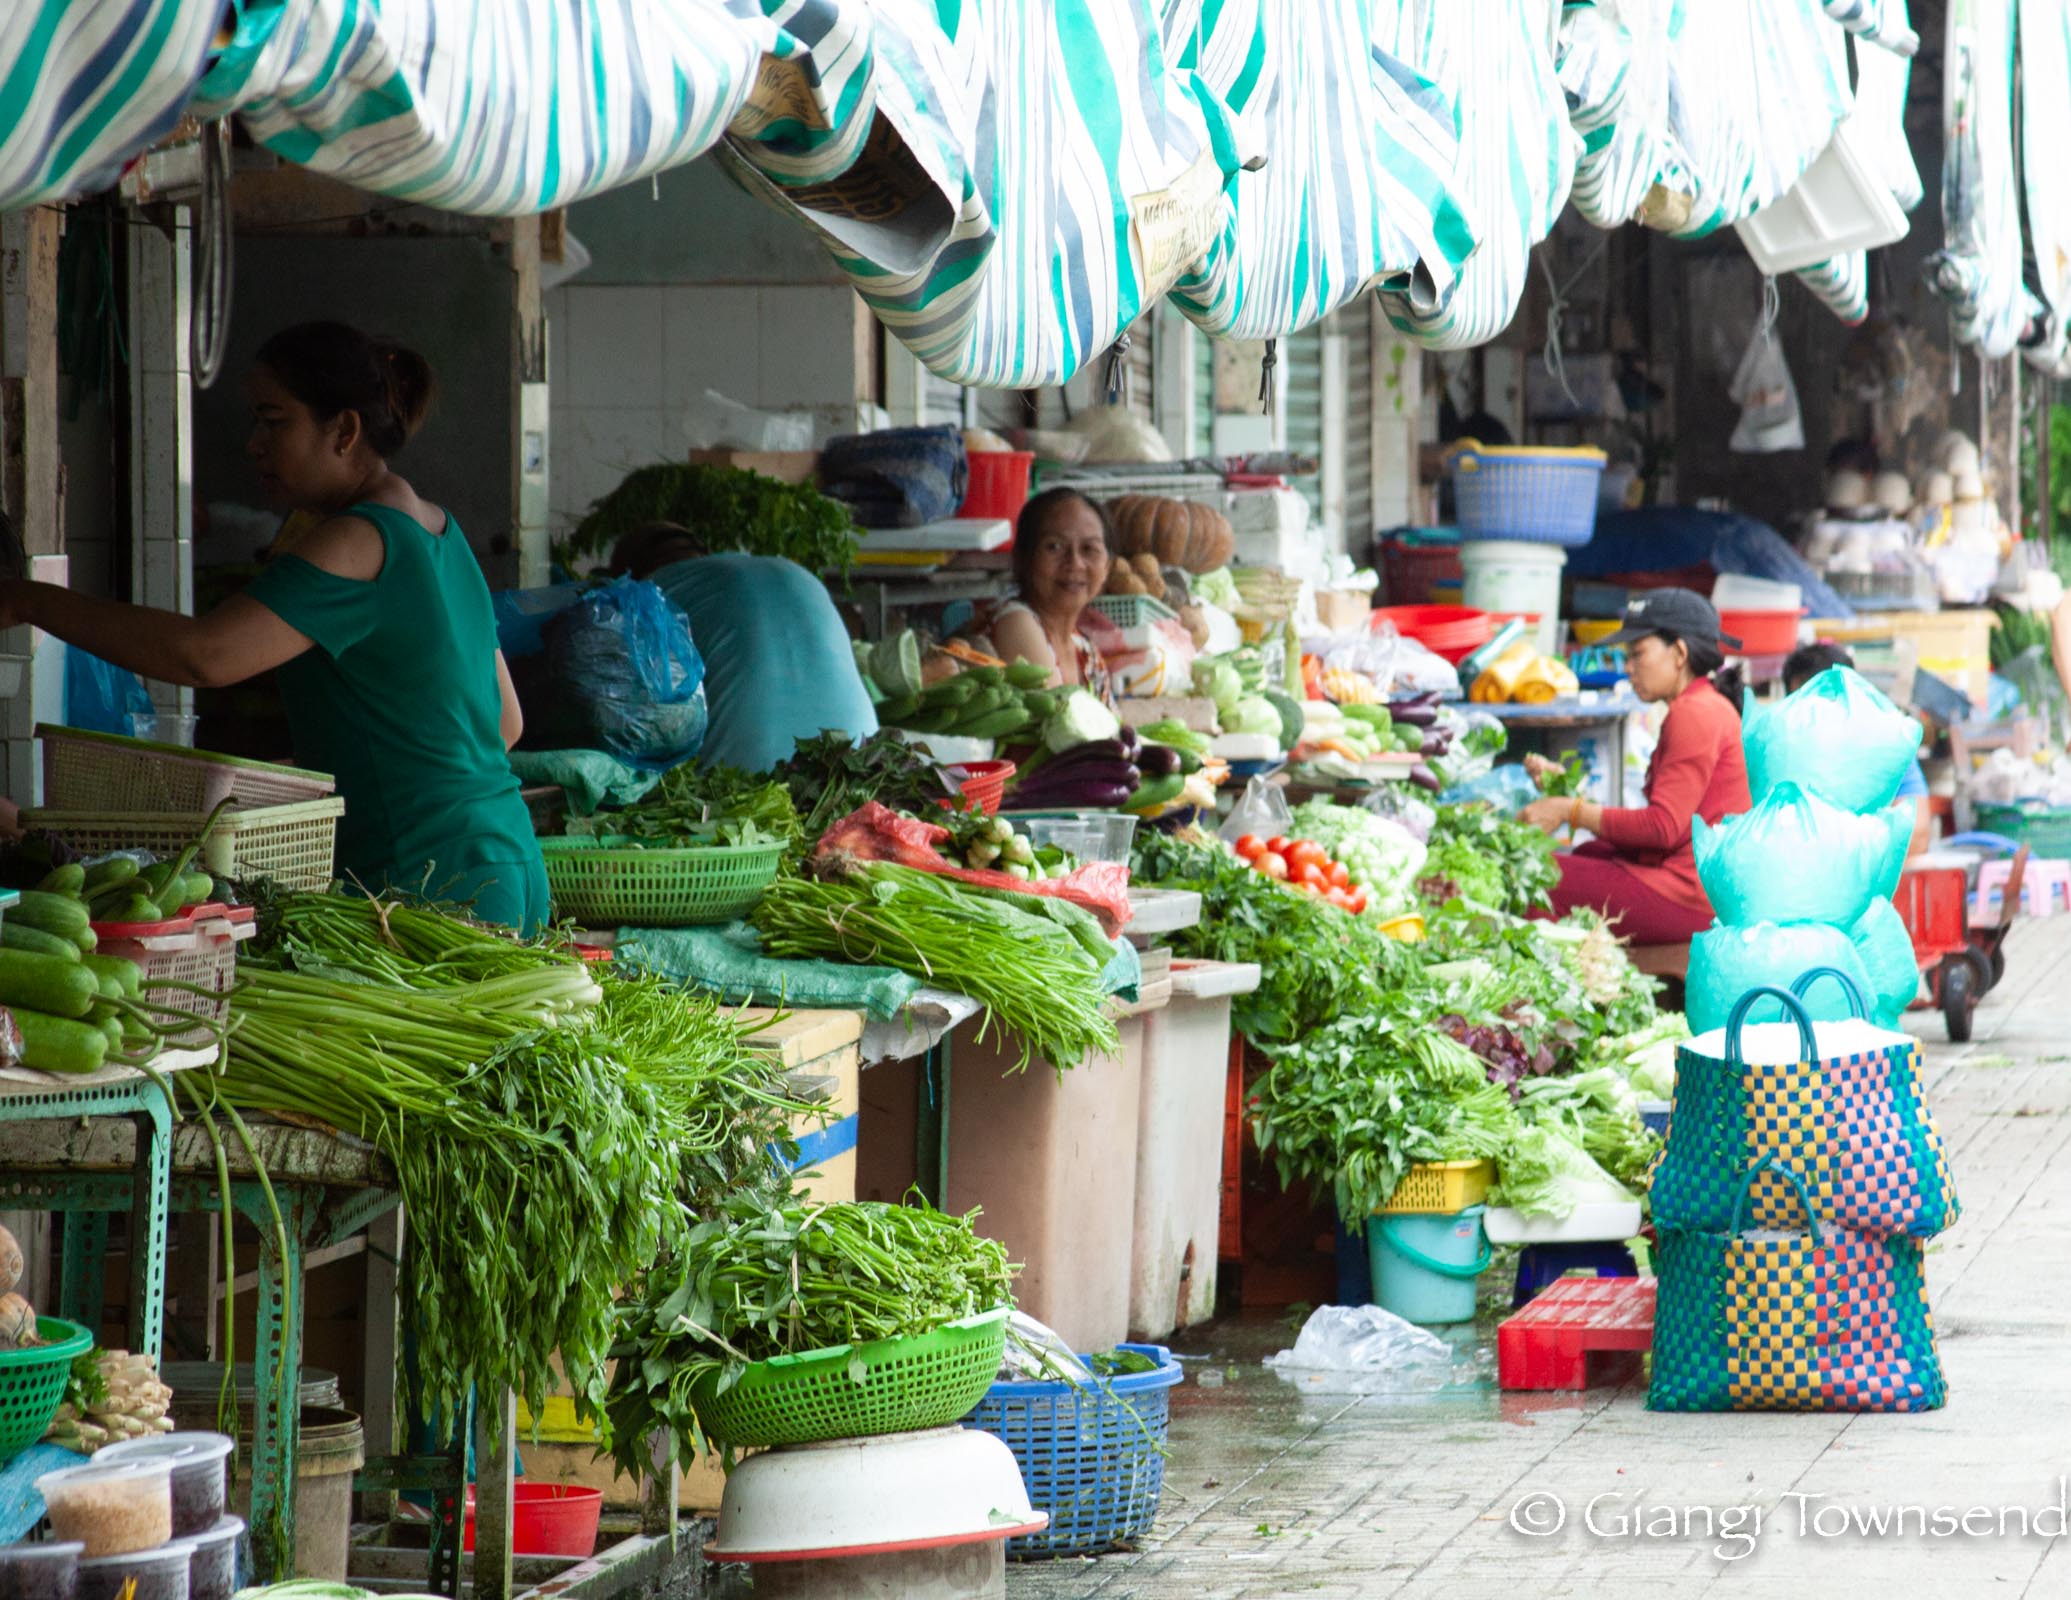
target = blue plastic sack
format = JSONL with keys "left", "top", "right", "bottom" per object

{"left": 1743, "top": 667, "right": 1923, "bottom": 814}
{"left": 1694, "top": 781, "right": 1912, "bottom": 929}
{"left": 63, "top": 647, "right": 156, "bottom": 736}
{"left": 540, "top": 577, "right": 707, "bottom": 769}
{"left": 1688, "top": 921, "right": 1876, "bottom": 1035}
{"left": 1849, "top": 897, "right": 1920, "bottom": 1030}
{"left": 492, "top": 582, "right": 587, "bottom": 659}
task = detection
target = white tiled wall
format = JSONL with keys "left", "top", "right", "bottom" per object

{"left": 546, "top": 282, "right": 868, "bottom": 538}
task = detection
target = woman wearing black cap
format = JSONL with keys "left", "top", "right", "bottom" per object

{"left": 1518, "top": 588, "right": 1753, "bottom": 944}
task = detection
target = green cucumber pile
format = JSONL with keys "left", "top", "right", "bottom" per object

{"left": 875, "top": 661, "right": 1058, "bottom": 741}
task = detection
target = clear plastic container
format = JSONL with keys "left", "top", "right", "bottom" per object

{"left": 1016, "top": 812, "right": 1138, "bottom": 863}
{"left": 181, "top": 1518, "right": 241, "bottom": 1600}
{"left": 74, "top": 1543, "right": 191, "bottom": 1600}
{"left": 0, "top": 1540, "right": 83, "bottom": 1600}
{"left": 98, "top": 1435, "right": 234, "bottom": 1538}
{"left": 34, "top": 1460, "right": 173, "bottom": 1558}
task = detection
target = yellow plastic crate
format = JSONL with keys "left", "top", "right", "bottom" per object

{"left": 23, "top": 798, "right": 344, "bottom": 891}
{"left": 1376, "top": 1159, "right": 1494, "bottom": 1215}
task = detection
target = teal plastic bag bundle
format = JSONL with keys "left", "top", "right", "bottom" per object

{"left": 1849, "top": 897, "right": 1921, "bottom": 1029}
{"left": 1743, "top": 667, "right": 1923, "bottom": 814}
{"left": 1688, "top": 921, "right": 1875, "bottom": 1035}
{"left": 1694, "top": 782, "right": 1911, "bottom": 929}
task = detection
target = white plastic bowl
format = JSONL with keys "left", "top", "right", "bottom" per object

{"left": 705, "top": 1426, "right": 1045, "bottom": 1562}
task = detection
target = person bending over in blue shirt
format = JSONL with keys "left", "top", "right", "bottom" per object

{"left": 1783, "top": 642, "right": 1932, "bottom": 859}
{"left": 610, "top": 522, "right": 877, "bottom": 772}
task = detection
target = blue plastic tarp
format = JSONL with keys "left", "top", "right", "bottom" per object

{"left": 1567, "top": 509, "right": 1854, "bottom": 620}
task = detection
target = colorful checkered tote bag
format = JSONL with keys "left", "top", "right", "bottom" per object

{"left": 1649, "top": 1156, "right": 1946, "bottom": 1414}
{"left": 1649, "top": 970, "right": 1958, "bottom": 1240}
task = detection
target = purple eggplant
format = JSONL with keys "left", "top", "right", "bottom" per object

{"left": 1136, "top": 743, "right": 1183, "bottom": 778}
{"left": 1391, "top": 704, "right": 1438, "bottom": 727}
{"left": 1012, "top": 779, "right": 1137, "bottom": 809}
{"left": 1044, "top": 738, "right": 1130, "bottom": 768}
{"left": 1409, "top": 762, "right": 1442, "bottom": 793}
{"left": 1419, "top": 730, "right": 1448, "bottom": 757}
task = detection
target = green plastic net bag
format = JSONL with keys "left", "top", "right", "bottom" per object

{"left": 1743, "top": 667, "right": 1923, "bottom": 815}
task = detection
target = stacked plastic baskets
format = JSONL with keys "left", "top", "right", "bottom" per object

{"left": 964, "top": 1343, "right": 1184, "bottom": 1557}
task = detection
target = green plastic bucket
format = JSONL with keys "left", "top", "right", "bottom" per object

{"left": 1368, "top": 1205, "right": 1491, "bottom": 1324}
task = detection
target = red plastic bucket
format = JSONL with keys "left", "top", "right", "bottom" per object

{"left": 1370, "top": 604, "right": 1494, "bottom": 663}
{"left": 1717, "top": 608, "right": 1801, "bottom": 657}
{"left": 462, "top": 1482, "right": 603, "bottom": 1557}
{"left": 960, "top": 451, "right": 1036, "bottom": 522}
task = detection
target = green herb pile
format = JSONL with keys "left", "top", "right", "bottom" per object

{"left": 1418, "top": 802, "right": 1558, "bottom": 914}
{"left": 754, "top": 863, "right": 1118, "bottom": 1070}
{"left": 567, "top": 763, "right": 804, "bottom": 857}
{"left": 773, "top": 732, "right": 961, "bottom": 848}
{"left": 558, "top": 463, "right": 860, "bottom": 574}
{"left": 215, "top": 896, "right": 807, "bottom": 1430}
{"left": 606, "top": 1195, "right": 1014, "bottom": 1469}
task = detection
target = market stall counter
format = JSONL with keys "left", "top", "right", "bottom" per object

{"left": 1483, "top": 684, "right": 1644, "bottom": 807}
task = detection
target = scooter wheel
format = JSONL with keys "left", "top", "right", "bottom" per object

{"left": 1941, "top": 959, "right": 1976, "bottom": 1044}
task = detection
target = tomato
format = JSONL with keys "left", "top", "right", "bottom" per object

{"left": 1346, "top": 887, "right": 1369, "bottom": 916}
{"left": 1299, "top": 862, "right": 1329, "bottom": 889}
{"left": 1327, "top": 861, "right": 1351, "bottom": 889}
{"left": 1266, "top": 835, "right": 1293, "bottom": 857}
{"left": 1233, "top": 834, "right": 1265, "bottom": 861}
{"left": 1257, "top": 851, "right": 1289, "bottom": 881}
{"left": 1324, "top": 887, "right": 1355, "bottom": 910}
{"left": 1287, "top": 841, "right": 1328, "bottom": 874}
{"left": 1295, "top": 880, "right": 1323, "bottom": 896}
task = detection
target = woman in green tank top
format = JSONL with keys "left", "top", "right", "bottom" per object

{"left": 0, "top": 322, "right": 547, "bottom": 934}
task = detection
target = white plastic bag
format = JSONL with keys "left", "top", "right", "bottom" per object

{"left": 1728, "top": 295, "right": 1804, "bottom": 453}
{"left": 1218, "top": 774, "right": 1293, "bottom": 844}
{"left": 683, "top": 389, "right": 813, "bottom": 452}
{"left": 1265, "top": 1304, "right": 1452, "bottom": 1389}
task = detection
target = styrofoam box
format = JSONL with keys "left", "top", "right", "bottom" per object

{"left": 1484, "top": 1201, "right": 1644, "bottom": 1246}
{"left": 1734, "top": 111, "right": 1908, "bottom": 275}
{"left": 1226, "top": 488, "right": 1318, "bottom": 570}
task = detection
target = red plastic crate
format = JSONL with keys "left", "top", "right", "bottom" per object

{"left": 1894, "top": 865, "right": 1969, "bottom": 958}
{"left": 1498, "top": 1276, "right": 1656, "bottom": 1391}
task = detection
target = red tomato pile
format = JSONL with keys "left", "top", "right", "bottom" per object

{"left": 1231, "top": 833, "right": 1369, "bottom": 915}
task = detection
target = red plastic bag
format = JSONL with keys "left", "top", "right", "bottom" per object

{"left": 815, "top": 803, "right": 1134, "bottom": 936}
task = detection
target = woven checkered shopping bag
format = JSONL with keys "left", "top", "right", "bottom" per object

{"left": 1649, "top": 970, "right": 1957, "bottom": 1239}
{"left": 1649, "top": 1156, "right": 1947, "bottom": 1414}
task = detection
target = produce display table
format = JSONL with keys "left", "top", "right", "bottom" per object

{"left": 0, "top": 1101, "right": 461, "bottom": 1593}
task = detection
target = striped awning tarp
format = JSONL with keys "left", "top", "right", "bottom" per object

{"left": 0, "top": 0, "right": 222, "bottom": 209}
{"left": 1558, "top": 0, "right": 1671, "bottom": 232}
{"left": 1157, "top": 0, "right": 1478, "bottom": 341}
{"left": 1376, "top": 0, "right": 1577, "bottom": 350}
{"left": 2020, "top": 0, "right": 2071, "bottom": 372}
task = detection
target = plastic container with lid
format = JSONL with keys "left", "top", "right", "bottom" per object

{"left": 181, "top": 1517, "right": 242, "bottom": 1600}
{"left": 73, "top": 1542, "right": 191, "bottom": 1600}
{"left": 0, "top": 1540, "right": 83, "bottom": 1600}
{"left": 99, "top": 1433, "right": 235, "bottom": 1537}
{"left": 35, "top": 1459, "right": 174, "bottom": 1558}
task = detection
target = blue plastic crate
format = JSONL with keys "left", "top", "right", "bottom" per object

{"left": 963, "top": 1342, "right": 1184, "bottom": 1558}
{"left": 1447, "top": 444, "right": 1607, "bottom": 548}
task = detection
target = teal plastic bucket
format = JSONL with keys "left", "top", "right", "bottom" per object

{"left": 1368, "top": 1205, "right": 1491, "bottom": 1324}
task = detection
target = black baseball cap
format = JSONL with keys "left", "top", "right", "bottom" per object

{"left": 1599, "top": 587, "right": 1742, "bottom": 650}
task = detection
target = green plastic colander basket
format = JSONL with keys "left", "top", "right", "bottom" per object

{"left": 689, "top": 1307, "right": 1010, "bottom": 1449}
{"left": 540, "top": 836, "right": 784, "bottom": 927}
{"left": 0, "top": 1316, "right": 94, "bottom": 1463}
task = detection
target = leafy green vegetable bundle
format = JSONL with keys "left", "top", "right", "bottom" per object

{"left": 558, "top": 463, "right": 860, "bottom": 574}
{"left": 1418, "top": 802, "right": 1558, "bottom": 915}
{"left": 753, "top": 863, "right": 1119, "bottom": 1070}
{"left": 607, "top": 1196, "right": 1014, "bottom": 1469}
{"left": 213, "top": 896, "right": 806, "bottom": 1430}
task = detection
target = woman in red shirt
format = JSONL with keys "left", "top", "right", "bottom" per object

{"left": 1519, "top": 589, "right": 1753, "bottom": 943}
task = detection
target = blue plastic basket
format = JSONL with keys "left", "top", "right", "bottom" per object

{"left": 1447, "top": 442, "right": 1607, "bottom": 547}
{"left": 962, "top": 1342, "right": 1184, "bottom": 1558}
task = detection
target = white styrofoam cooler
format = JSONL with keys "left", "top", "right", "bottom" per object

{"left": 1734, "top": 110, "right": 1909, "bottom": 275}
{"left": 1128, "top": 959, "right": 1261, "bottom": 1341}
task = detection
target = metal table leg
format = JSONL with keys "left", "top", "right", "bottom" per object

{"left": 128, "top": 1098, "right": 172, "bottom": 1358}
{"left": 245, "top": 1186, "right": 316, "bottom": 1583}
{"left": 58, "top": 1213, "right": 109, "bottom": 1331}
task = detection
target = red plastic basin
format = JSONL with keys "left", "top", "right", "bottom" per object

{"left": 1370, "top": 604, "right": 1494, "bottom": 663}
{"left": 462, "top": 1482, "right": 603, "bottom": 1557}
{"left": 1717, "top": 608, "right": 1801, "bottom": 657}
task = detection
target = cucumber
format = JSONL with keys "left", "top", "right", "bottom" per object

{"left": 72, "top": 926, "right": 96, "bottom": 955}
{"left": 0, "top": 923, "right": 81, "bottom": 962}
{"left": 36, "top": 865, "right": 86, "bottom": 896}
{"left": 12, "top": 1009, "right": 109, "bottom": 1075}
{"left": 957, "top": 708, "right": 1034, "bottom": 739}
{"left": 12, "top": 890, "right": 91, "bottom": 939}
{"left": 1005, "top": 661, "right": 1052, "bottom": 689}
{"left": 876, "top": 695, "right": 922, "bottom": 723}
{"left": 180, "top": 873, "right": 216, "bottom": 908}
{"left": 108, "top": 895, "right": 166, "bottom": 925}
{"left": 83, "top": 857, "right": 141, "bottom": 893}
{"left": 81, "top": 955, "right": 143, "bottom": 999}
{"left": 98, "top": 1016, "right": 125, "bottom": 1051}
{"left": 0, "top": 948, "right": 101, "bottom": 1019}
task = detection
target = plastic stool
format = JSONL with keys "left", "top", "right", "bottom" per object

{"left": 1975, "top": 857, "right": 2071, "bottom": 918}
{"left": 1510, "top": 1241, "right": 1638, "bottom": 1310}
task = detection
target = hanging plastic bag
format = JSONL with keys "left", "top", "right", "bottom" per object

{"left": 1687, "top": 921, "right": 1876, "bottom": 1035}
{"left": 1693, "top": 781, "right": 1910, "bottom": 929}
{"left": 1728, "top": 283, "right": 1804, "bottom": 453}
{"left": 1743, "top": 666, "right": 1923, "bottom": 814}
{"left": 538, "top": 577, "right": 707, "bottom": 770}
{"left": 492, "top": 582, "right": 588, "bottom": 660}
{"left": 1219, "top": 774, "right": 1293, "bottom": 845}
{"left": 63, "top": 647, "right": 158, "bottom": 738}
{"left": 1849, "top": 896, "right": 1921, "bottom": 1028}
{"left": 1363, "top": 785, "right": 1437, "bottom": 844}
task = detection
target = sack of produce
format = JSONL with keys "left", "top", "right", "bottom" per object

{"left": 492, "top": 582, "right": 587, "bottom": 659}
{"left": 1686, "top": 920, "right": 1874, "bottom": 1035}
{"left": 1693, "top": 781, "right": 1911, "bottom": 928}
{"left": 1849, "top": 896, "right": 1922, "bottom": 1029}
{"left": 539, "top": 577, "right": 707, "bottom": 769}
{"left": 817, "top": 425, "right": 967, "bottom": 528}
{"left": 1743, "top": 666, "right": 1924, "bottom": 815}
